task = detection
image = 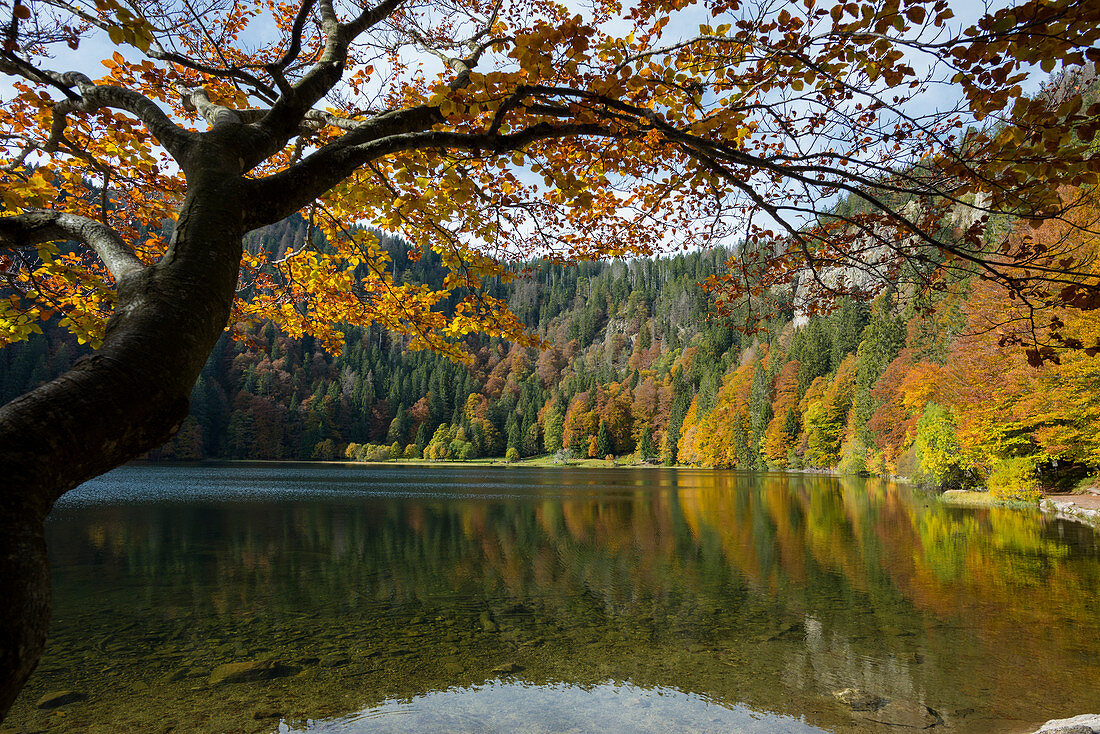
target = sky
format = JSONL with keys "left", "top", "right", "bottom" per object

{"left": 0, "top": 0, "right": 1063, "bottom": 256}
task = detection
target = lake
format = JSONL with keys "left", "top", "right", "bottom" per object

{"left": 3, "top": 464, "right": 1099, "bottom": 733}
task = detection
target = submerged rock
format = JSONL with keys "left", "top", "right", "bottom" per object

{"left": 208, "top": 660, "right": 296, "bottom": 685}
{"left": 834, "top": 688, "right": 942, "bottom": 727}
{"left": 252, "top": 707, "right": 283, "bottom": 720}
{"left": 864, "top": 700, "right": 943, "bottom": 729}
{"left": 491, "top": 662, "right": 523, "bottom": 675}
{"left": 164, "top": 669, "right": 189, "bottom": 683}
{"left": 1032, "top": 714, "right": 1100, "bottom": 734}
{"left": 479, "top": 611, "right": 499, "bottom": 633}
{"left": 36, "top": 690, "right": 86, "bottom": 709}
{"left": 833, "top": 688, "right": 886, "bottom": 712}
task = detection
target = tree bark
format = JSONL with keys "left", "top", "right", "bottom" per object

{"left": 0, "top": 148, "right": 248, "bottom": 719}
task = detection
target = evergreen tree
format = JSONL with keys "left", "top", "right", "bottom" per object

{"left": 597, "top": 420, "right": 612, "bottom": 457}
{"left": 637, "top": 425, "right": 654, "bottom": 460}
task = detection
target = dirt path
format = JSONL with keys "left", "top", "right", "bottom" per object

{"left": 1043, "top": 492, "right": 1100, "bottom": 510}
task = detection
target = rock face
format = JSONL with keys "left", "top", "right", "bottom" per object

{"left": 35, "top": 690, "right": 85, "bottom": 709}
{"left": 208, "top": 660, "right": 295, "bottom": 685}
{"left": 1032, "top": 714, "right": 1100, "bottom": 734}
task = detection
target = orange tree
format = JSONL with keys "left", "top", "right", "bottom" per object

{"left": 1, "top": 0, "right": 1100, "bottom": 717}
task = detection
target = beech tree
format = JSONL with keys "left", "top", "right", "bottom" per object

{"left": 1, "top": 0, "right": 1100, "bottom": 718}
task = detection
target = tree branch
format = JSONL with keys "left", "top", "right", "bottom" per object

{"left": 249, "top": 0, "right": 407, "bottom": 166}
{"left": 0, "top": 60, "right": 193, "bottom": 161}
{"left": 175, "top": 84, "right": 242, "bottom": 128}
{"left": 0, "top": 211, "right": 144, "bottom": 281}
{"left": 245, "top": 120, "right": 616, "bottom": 229}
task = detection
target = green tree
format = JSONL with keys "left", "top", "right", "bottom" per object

{"left": 914, "top": 403, "right": 971, "bottom": 488}
{"left": 597, "top": 420, "right": 612, "bottom": 457}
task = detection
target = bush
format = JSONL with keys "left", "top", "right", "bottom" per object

{"left": 552, "top": 449, "right": 573, "bottom": 464}
{"left": 403, "top": 444, "right": 419, "bottom": 459}
{"left": 505, "top": 447, "right": 520, "bottom": 462}
{"left": 988, "top": 456, "right": 1042, "bottom": 502}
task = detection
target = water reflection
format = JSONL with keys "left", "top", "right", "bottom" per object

{"left": 286, "top": 681, "right": 827, "bottom": 734}
{"left": 3, "top": 465, "right": 1099, "bottom": 734}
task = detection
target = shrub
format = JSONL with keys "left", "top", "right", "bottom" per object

{"left": 505, "top": 447, "right": 520, "bottom": 462}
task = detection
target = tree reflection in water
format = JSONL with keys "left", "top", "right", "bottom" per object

{"left": 5, "top": 465, "right": 1098, "bottom": 733}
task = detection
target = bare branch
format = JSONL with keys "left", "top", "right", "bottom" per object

{"left": 0, "top": 211, "right": 143, "bottom": 281}
{"left": 266, "top": 0, "right": 318, "bottom": 90}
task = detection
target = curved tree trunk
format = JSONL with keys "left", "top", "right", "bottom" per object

{"left": 0, "top": 159, "right": 248, "bottom": 717}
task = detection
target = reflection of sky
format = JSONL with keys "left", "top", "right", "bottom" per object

{"left": 281, "top": 679, "right": 827, "bottom": 734}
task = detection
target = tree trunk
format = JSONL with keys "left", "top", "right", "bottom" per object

{"left": 0, "top": 159, "right": 247, "bottom": 719}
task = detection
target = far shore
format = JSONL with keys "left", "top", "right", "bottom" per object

{"left": 134, "top": 457, "right": 1100, "bottom": 527}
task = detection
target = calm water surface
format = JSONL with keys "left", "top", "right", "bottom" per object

{"left": 3, "top": 464, "right": 1099, "bottom": 734}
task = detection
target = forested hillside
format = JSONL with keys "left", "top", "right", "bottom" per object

{"left": 5, "top": 197, "right": 1098, "bottom": 501}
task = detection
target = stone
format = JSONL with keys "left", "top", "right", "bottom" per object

{"left": 164, "top": 669, "right": 189, "bottom": 683}
{"left": 208, "top": 660, "right": 296, "bottom": 685}
{"left": 318, "top": 655, "right": 348, "bottom": 668}
{"left": 252, "top": 708, "right": 282, "bottom": 720}
{"left": 35, "top": 690, "right": 86, "bottom": 709}
{"left": 491, "top": 662, "right": 523, "bottom": 675}
{"left": 862, "top": 700, "right": 942, "bottom": 729}
{"left": 1033, "top": 715, "right": 1100, "bottom": 734}
{"left": 833, "top": 688, "right": 886, "bottom": 712}
{"left": 480, "top": 611, "right": 499, "bottom": 633}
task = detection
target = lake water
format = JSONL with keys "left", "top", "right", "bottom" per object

{"left": 3, "top": 464, "right": 1099, "bottom": 734}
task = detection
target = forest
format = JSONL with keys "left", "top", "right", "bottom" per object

{"left": 6, "top": 178, "right": 1098, "bottom": 502}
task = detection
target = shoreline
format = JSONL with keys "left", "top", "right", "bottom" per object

{"left": 134, "top": 457, "right": 1100, "bottom": 529}
{"left": 1040, "top": 493, "right": 1100, "bottom": 528}
{"left": 939, "top": 487, "right": 1100, "bottom": 529}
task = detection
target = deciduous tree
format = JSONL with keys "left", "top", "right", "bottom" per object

{"left": 2, "top": 0, "right": 1100, "bottom": 718}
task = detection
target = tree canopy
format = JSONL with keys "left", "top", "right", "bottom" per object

{"left": 2, "top": 0, "right": 1099, "bottom": 357}
{"left": 1, "top": 0, "right": 1100, "bottom": 721}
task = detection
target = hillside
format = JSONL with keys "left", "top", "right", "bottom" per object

{"left": 6, "top": 201, "right": 1098, "bottom": 501}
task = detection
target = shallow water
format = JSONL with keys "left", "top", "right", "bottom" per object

{"left": 4, "top": 464, "right": 1099, "bottom": 733}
